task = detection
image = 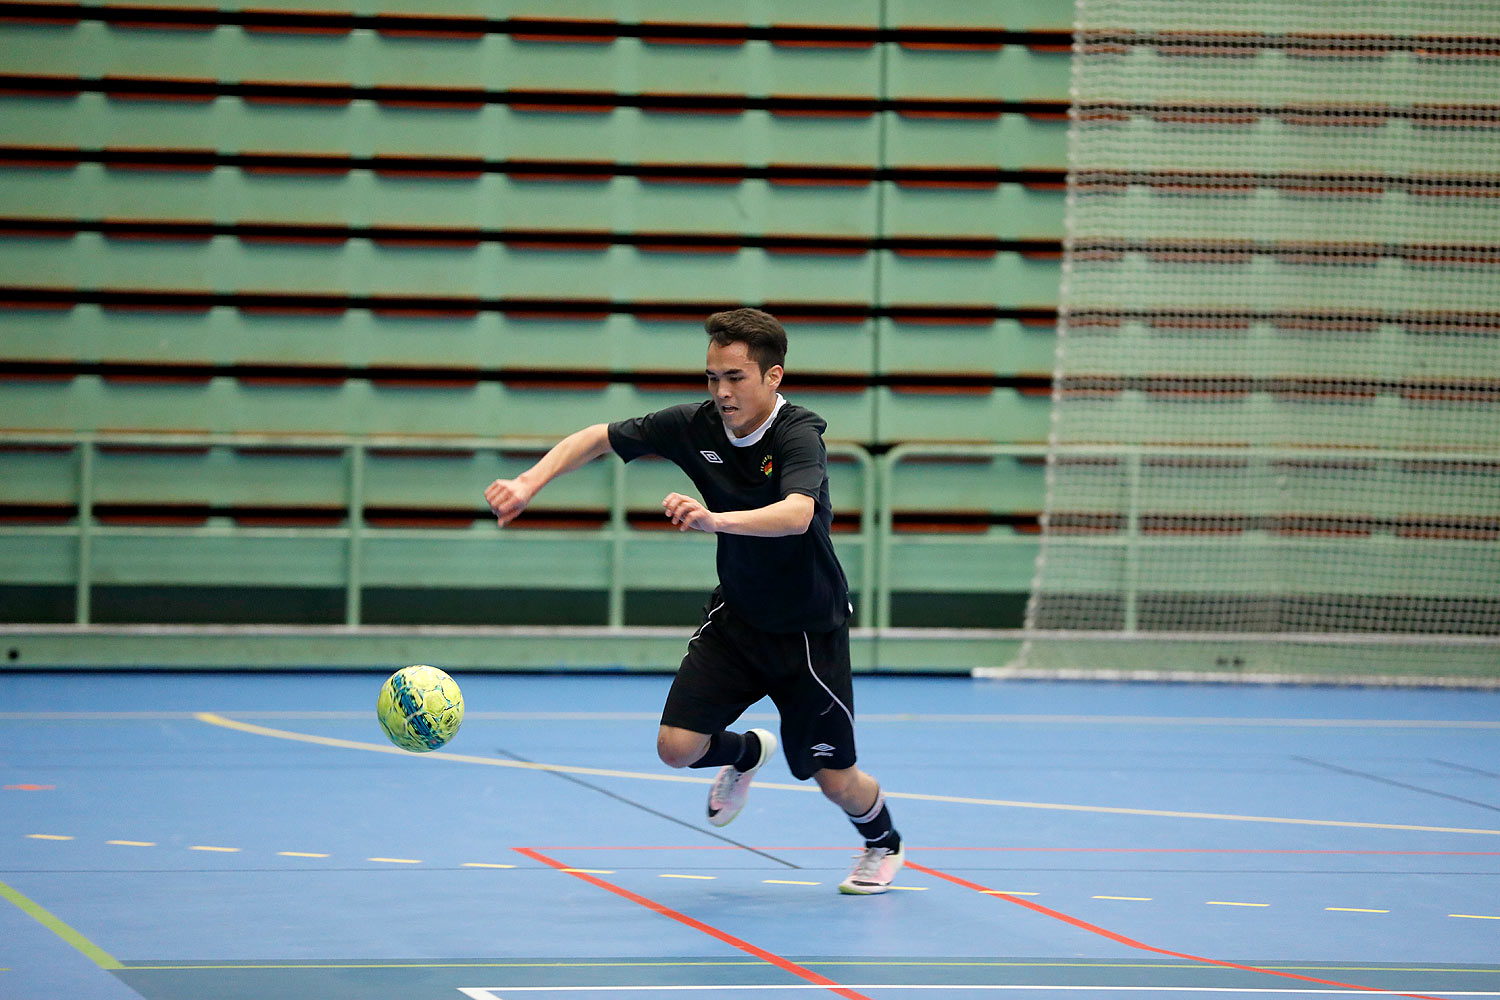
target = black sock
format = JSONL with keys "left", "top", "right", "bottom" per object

{"left": 732, "top": 730, "right": 762, "bottom": 771}
{"left": 687, "top": 730, "right": 754, "bottom": 770}
{"left": 848, "top": 793, "right": 901, "bottom": 852}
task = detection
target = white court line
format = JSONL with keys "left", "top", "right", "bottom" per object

{"left": 11, "top": 711, "right": 1500, "bottom": 729}
{"left": 456, "top": 987, "right": 1500, "bottom": 996}
{"left": 193, "top": 713, "right": 1500, "bottom": 837}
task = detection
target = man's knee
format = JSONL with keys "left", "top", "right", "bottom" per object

{"left": 814, "top": 765, "right": 875, "bottom": 813}
{"left": 657, "top": 726, "right": 710, "bottom": 769}
{"left": 814, "top": 764, "right": 857, "bottom": 798}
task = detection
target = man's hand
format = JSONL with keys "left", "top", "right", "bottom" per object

{"left": 485, "top": 478, "right": 534, "bottom": 527}
{"left": 663, "top": 492, "right": 718, "bottom": 533}
{"left": 481, "top": 424, "right": 614, "bottom": 529}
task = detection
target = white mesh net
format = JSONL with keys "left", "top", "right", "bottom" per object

{"left": 1017, "top": 0, "right": 1500, "bottom": 682}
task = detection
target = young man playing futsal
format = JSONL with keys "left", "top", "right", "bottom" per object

{"left": 484, "top": 308, "right": 904, "bottom": 894}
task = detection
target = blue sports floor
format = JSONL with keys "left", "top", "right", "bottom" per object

{"left": 2, "top": 672, "right": 1499, "bottom": 999}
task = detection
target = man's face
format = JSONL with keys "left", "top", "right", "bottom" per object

{"left": 706, "top": 340, "right": 782, "bottom": 438}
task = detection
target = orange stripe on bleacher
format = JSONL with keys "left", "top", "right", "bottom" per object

{"left": 506, "top": 17, "right": 617, "bottom": 44}
{"left": 0, "top": 73, "right": 81, "bottom": 97}
{"left": 0, "top": 6, "right": 79, "bottom": 26}
{"left": 370, "top": 155, "right": 483, "bottom": 179}
{"left": 240, "top": 80, "right": 352, "bottom": 107}
{"left": 639, "top": 22, "right": 747, "bottom": 46}
{"left": 373, "top": 15, "right": 483, "bottom": 41}
{"left": 507, "top": 89, "right": 616, "bottom": 114}
{"left": 240, "top": 7, "right": 350, "bottom": 35}
{"left": 238, "top": 154, "right": 350, "bottom": 177}
{"left": 374, "top": 88, "right": 486, "bottom": 111}
{"left": 109, "top": 7, "right": 216, "bottom": 32}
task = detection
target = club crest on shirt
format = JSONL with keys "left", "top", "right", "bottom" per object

{"left": 760, "top": 455, "right": 773, "bottom": 476}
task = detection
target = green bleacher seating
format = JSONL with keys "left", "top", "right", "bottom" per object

{"left": 885, "top": 0, "right": 1074, "bottom": 30}
{"left": 0, "top": 3, "right": 1074, "bottom": 629}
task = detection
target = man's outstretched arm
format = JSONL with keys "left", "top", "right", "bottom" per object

{"left": 663, "top": 491, "right": 814, "bottom": 537}
{"left": 484, "top": 423, "right": 614, "bottom": 526}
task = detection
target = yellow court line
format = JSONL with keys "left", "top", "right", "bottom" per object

{"left": 1450, "top": 913, "right": 1500, "bottom": 920}
{"left": 194, "top": 713, "right": 1500, "bottom": 836}
{"left": 462, "top": 862, "right": 516, "bottom": 869}
{"left": 108, "top": 840, "right": 156, "bottom": 847}
{"left": 123, "top": 960, "right": 781, "bottom": 971}
{"left": 1327, "top": 907, "right": 1389, "bottom": 913}
{"left": 368, "top": 857, "right": 422, "bottom": 864}
{"left": 660, "top": 873, "right": 717, "bottom": 880}
{"left": 1207, "top": 900, "right": 1270, "bottom": 907}
{"left": 196, "top": 712, "right": 734, "bottom": 787}
{"left": 278, "top": 852, "right": 329, "bottom": 858}
{"left": 764, "top": 880, "right": 822, "bottom": 886}
{"left": 0, "top": 878, "right": 123, "bottom": 970}
{"left": 25, "top": 710, "right": 1500, "bottom": 729}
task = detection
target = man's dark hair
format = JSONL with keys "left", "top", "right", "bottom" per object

{"left": 705, "top": 308, "right": 787, "bottom": 376}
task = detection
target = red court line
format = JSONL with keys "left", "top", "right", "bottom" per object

{"left": 528, "top": 844, "right": 1500, "bottom": 855}
{"left": 513, "top": 847, "right": 874, "bottom": 1000}
{"left": 908, "top": 860, "right": 1449, "bottom": 1000}
{"left": 946, "top": 848, "right": 1500, "bottom": 855}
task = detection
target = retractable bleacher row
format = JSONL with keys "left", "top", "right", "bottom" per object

{"left": 0, "top": 1, "right": 1073, "bottom": 648}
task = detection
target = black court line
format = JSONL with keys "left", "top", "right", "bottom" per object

{"left": 1292, "top": 755, "right": 1500, "bottom": 814}
{"left": 493, "top": 747, "right": 800, "bottom": 869}
{"left": 1430, "top": 757, "right": 1500, "bottom": 780}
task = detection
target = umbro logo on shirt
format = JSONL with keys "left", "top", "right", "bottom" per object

{"left": 811, "top": 743, "right": 836, "bottom": 757}
{"left": 700, "top": 450, "right": 723, "bottom": 464}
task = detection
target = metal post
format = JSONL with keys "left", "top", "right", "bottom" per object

{"left": 875, "top": 448, "right": 895, "bottom": 630}
{"left": 607, "top": 459, "right": 627, "bottom": 627}
{"left": 1122, "top": 450, "right": 1142, "bottom": 633}
{"left": 345, "top": 443, "right": 365, "bottom": 626}
{"left": 826, "top": 444, "right": 875, "bottom": 629}
{"left": 858, "top": 447, "right": 876, "bottom": 629}
{"left": 74, "top": 437, "right": 94, "bottom": 625}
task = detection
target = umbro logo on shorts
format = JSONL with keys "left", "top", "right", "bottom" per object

{"left": 811, "top": 743, "right": 836, "bottom": 757}
{"left": 700, "top": 450, "right": 723, "bottom": 464}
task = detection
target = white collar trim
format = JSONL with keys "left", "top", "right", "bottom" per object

{"left": 725, "top": 394, "right": 786, "bottom": 448}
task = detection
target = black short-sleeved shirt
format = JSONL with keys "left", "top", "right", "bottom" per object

{"left": 607, "top": 399, "right": 850, "bottom": 634}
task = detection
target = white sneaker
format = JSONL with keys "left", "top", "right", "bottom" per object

{"left": 706, "top": 728, "right": 776, "bottom": 827}
{"left": 838, "top": 841, "right": 905, "bottom": 895}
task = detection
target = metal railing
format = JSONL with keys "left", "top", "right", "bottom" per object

{"left": 14, "top": 431, "right": 1492, "bottom": 635}
{"left": 878, "top": 441, "right": 1500, "bottom": 633}
{"left": 875, "top": 442, "right": 1048, "bottom": 630}
{"left": 0, "top": 430, "right": 878, "bottom": 628}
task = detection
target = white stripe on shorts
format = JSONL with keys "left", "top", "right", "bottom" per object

{"left": 690, "top": 602, "right": 725, "bottom": 642}
{"left": 803, "top": 632, "right": 854, "bottom": 728}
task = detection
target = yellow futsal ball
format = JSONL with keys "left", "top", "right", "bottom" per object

{"left": 376, "top": 665, "right": 464, "bottom": 753}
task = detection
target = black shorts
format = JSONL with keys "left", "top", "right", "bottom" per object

{"left": 661, "top": 591, "right": 857, "bottom": 781}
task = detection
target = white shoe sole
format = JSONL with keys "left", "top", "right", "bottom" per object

{"left": 706, "top": 728, "right": 776, "bottom": 827}
{"left": 838, "top": 846, "right": 905, "bottom": 895}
